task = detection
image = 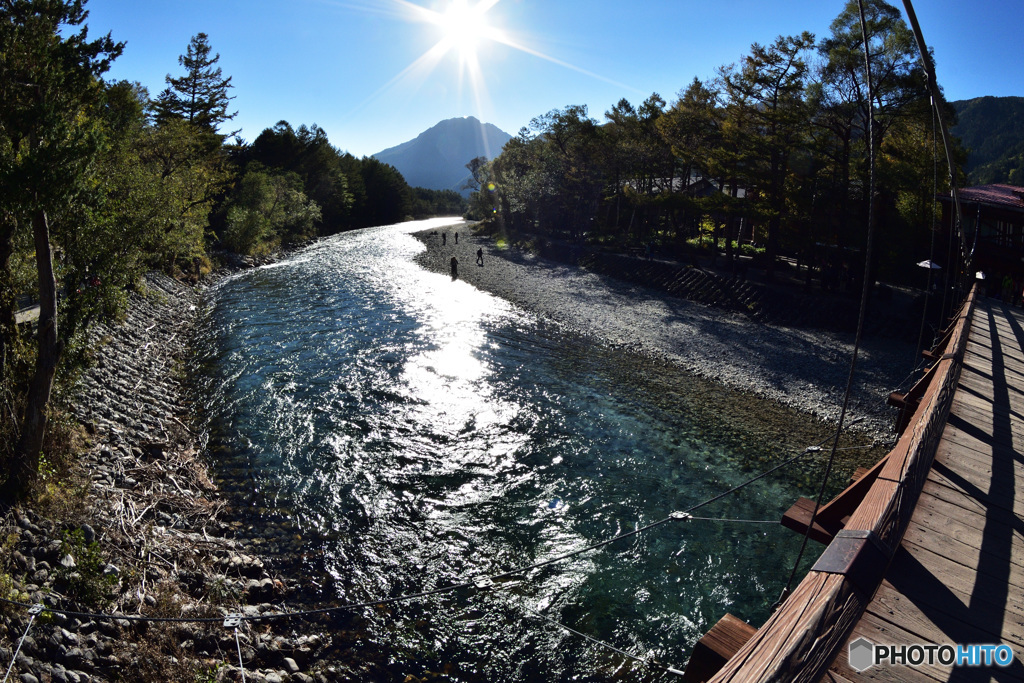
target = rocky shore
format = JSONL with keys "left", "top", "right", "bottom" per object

{"left": 414, "top": 223, "right": 916, "bottom": 443}
{"left": 2, "top": 222, "right": 915, "bottom": 681}
{"left": 0, "top": 273, "right": 338, "bottom": 683}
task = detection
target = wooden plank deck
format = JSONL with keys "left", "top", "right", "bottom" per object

{"left": 827, "top": 297, "right": 1024, "bottom": 681}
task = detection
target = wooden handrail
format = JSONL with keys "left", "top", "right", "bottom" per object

{"left": 709, "top": 283, "right": 977, "bottom": 682}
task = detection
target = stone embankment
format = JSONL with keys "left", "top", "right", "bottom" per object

{"left": 0, "top": 273, "right": 332, "bottom": 683}
{"left": 567, "top": 249, "right": 934, "bottom": 341}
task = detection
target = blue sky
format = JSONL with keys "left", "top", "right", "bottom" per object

{"left": 84, "top": 0, "right": 1023, "bottom": 159}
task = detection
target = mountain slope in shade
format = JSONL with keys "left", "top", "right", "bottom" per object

{"left": 373, "top": 116, "right": 512, "bottom": 194}
{"left": 951, "top": 96, "right": 1024, "bottom": 185}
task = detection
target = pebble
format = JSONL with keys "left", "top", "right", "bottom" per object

{"left": 414, "top": 230, "right": 908, "bottom": 442}
{"left": 11, "top": 238, "right": 903, "bottom": 683}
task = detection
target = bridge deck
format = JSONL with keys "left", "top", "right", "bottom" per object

{"left": 826, "top": 298, "right": 1024, "bottom": 681}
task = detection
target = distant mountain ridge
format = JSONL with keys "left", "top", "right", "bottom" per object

{"left": 373, "top": 116, "right": 512, "bottom": 195}
{"left": 951, "top": 96, "right": 1024, "bottom": 185}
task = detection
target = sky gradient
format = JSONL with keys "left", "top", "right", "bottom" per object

{"left": 84, "top": 0, "right": 1023, "bottom": 159}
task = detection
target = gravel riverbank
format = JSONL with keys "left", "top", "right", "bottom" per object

{"left": 415, "top": 223, "right": 915, "bottom": 443}
{"left": 2, "top": 221, "right": 913, "bottom": 681}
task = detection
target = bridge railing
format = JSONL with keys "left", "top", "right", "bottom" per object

{"left": 708, "top": 282, "right": 977, "bottom": 683}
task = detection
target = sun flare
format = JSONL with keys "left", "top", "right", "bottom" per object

{"left": 438, "top": 1, "right": 482, "bottom": 54}
{"left": 348, "top": 0, "right": 635, "bottom": 126}
{"left": 432, "top": 0, "right": 499, "bottom": 58}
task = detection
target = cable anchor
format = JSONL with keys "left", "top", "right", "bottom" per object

{"left": 3, "top": 604, "right": 45, "bottom": 683}
{"left": 223, "top": 614, "right": 247, "bottom": 683}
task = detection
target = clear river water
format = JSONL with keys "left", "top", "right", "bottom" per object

{"left": 197, "top": 218, "right": 875, "bottom": 681}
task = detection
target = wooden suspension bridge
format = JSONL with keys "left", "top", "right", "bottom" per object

{"left": 682, "top": 283, "right": 1024, "bottom": 682}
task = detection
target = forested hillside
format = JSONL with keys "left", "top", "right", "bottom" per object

{"left": 0, "top": 2, "right": 462, "bottom": 502}
{"left": 0, "top": 0, "right": 978, "bottom": 504}
{"left": 467, "top": 0, "right": 961, "bottom": 292}
{"left": 951, "top": 96, "right": 1024, "bottom": 185}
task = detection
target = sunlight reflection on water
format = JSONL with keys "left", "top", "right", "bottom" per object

{"left": 197, "top": 219, "right": 882, "bottom": 682}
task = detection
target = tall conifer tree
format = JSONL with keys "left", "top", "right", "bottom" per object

{"left": 154, "top": 32, "right": 236, "bottom": 135}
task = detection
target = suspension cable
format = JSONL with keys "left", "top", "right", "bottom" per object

{"left": 915, "top": 100, "right": 940, "bottom": 362}
{"left": 901, "top": 0, "right": 970, "bottom": 284}
{"left": 523, "top": 605, "right": 686, "bottom": 677}
{"left": 0, "top": 433, "right": 837, "bottom": 626}
{"left": 775, "top": 0, "right": 879, "bottom": 607}
{"left": 2, "top": 605, "right": 42, "bottom": 683}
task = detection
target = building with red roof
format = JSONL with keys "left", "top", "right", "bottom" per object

{"left": 939, "top": 184, "right": 1024, "bottom": 298}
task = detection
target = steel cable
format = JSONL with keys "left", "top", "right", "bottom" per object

{"left": 0, "top": 433, "right": 832, "bottom": 626}
{"left": 774, "top": 0, "right": 878, "bottom": 609}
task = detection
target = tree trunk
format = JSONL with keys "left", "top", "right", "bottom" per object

{"left": 0, "top": 216, "right": 17, "bottom": 389}
{"left": 1, "top": 208, "right": 63, "bottom": 503}
{"left": 725, "top": 183, "right": 738, "bottom": 269}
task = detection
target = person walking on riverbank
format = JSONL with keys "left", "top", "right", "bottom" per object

{"left": 442, "top": 232, "right": 447, "bottom": 246}
{"left": 476, "top": 248, "right": 484, "bottom": 266}
{"left": 450, "top": 256, "right": 458, "bottom": 280}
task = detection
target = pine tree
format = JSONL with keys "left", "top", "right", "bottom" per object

{"left": 718, "top": 32, "right": 816, "bottom": 277}
{"left": 154, "top": 32, "right": 236, "bottom": 134}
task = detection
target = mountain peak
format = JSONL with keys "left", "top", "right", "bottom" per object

{"left": 373, "top": 117, "right": 512, "bottom": 194}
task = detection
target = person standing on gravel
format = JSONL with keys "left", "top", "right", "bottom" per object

{"left": 476, "top": 248, "right": 484, "bottom": 266}
{"left": 450, "top": 256, "right": 459, "bottom": 280}
{"left": 442, "top": 232, "right": 447, "bottom": 246}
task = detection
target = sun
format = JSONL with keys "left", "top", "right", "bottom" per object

{"left": 432, "top": 0, "right": 498, "bottom": 59}
{"left": 352, "top": 0, "right": 634, "bottom": 127}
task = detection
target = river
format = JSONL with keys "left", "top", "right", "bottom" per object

{"left": 197, "top": 218, "right": 872, "bottom": 681}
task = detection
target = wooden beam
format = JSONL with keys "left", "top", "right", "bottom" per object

{"left": 781, "top": 497, "right": 840, "bottom": 544}
{"left": 780, "top": 453, "right": 891, "bottom": 544}
{"left": 682, "top": 613, "right": 758, "bottom": 683}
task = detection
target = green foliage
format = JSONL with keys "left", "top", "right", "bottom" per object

{"left": 464, "top": 156, "right": 497, "bottom": 220}
{"left": 0, "top": 527, "right": 31, "bottom": 612}
{"left": 718, "top": 31, "right": 816, "bottom": 264}
{"left": 698, "top": 217, "right": 716, "bottom": 246}
{"left": 809, "top": 0, "right": 933, "bottom": 260}
{"left": 481, "top": 0, "right": 942, "bottom": 280}
{"left": 657, "top": 77, "right": 721, "bottom": 185}
{"left": 247, "top": 122, "right": 352, "bottom": 231}
{"left": 0, "top": 0, "right": 122, "bottom": 211}
{"left": 135, "top": 119, "right": 227, "bottom": 267}
{"left": 489, "top": 105, "right": 602, "bottom": 237}
{"left": 223, "top": 167, "right": 321, "bottom": 254}
{"left": 193, "top": 663, "right": 225, "bottom": 683}
{"left": 411, "top": 187, "right": 467, "bottom": 218}
{"left": 224, "top": 192, "right": 273, "bottom": 256}
{"left": 951, "top": 96, "right": 1024, "bottom": 184}
{"left": 0, "top": 5, "right": 237, "bottom": 500}
{"left": 356, "top": 156, "right": 414, "bottom": 226}
{"left": 0, "top": 0, "right": 124, "bottom": 501}
{"left": 153, "top": 32, "right": 236, "bottom": 136}
{"left": 57, "top": 529, "right": 118, "bottom": 607}
{"left": 83, "top": 84, "right": 222, "bottom": 279}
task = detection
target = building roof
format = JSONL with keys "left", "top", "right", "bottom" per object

{"left": 957, "top": 184, "right": 1024, "bottom": 211}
